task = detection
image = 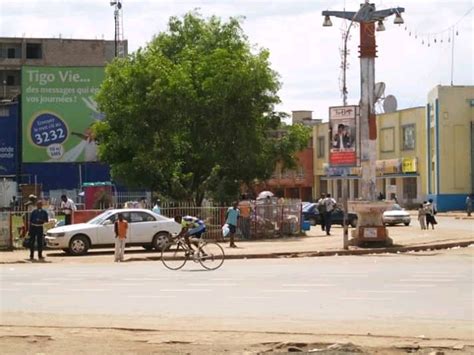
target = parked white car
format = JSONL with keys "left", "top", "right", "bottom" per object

{"left": 45, "top": 209, "right": 181, "bottom": 256}
{"left": 382, "top": 204, "right": 411, "bottom": 226}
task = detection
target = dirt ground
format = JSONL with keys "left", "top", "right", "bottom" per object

{"left": 1, "top": 324, "right": 473, "bottom": 354}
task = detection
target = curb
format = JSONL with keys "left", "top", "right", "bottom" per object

{"left": 1, "top": 240, "right": 472, "bottom": 264}
{"left": 222, "top": 240, "right": 474, "bottom": 260}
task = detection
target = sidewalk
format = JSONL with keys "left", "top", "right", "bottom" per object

{"left": 1, "top": 215, "right": 472, "bottom": 264}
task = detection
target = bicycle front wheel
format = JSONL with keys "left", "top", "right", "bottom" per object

{"left": 161, "top": 242, "right": 188, "bottom": 270}
{"left": 198, "top": 242, "right": 225, "bottom": 270}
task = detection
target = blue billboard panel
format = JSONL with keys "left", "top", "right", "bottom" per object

{"left": 0, "top": 103, "right": 19, "bottom": 175}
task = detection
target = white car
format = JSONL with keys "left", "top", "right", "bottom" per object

{"left": 45, "top": 209, "right": 181, "bottom": 256}
{"left": 382, "top": 204, "right": 411, "bottom": 226}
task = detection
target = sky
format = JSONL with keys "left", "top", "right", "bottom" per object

{"left": 1, "top": 0, "right": 473, "bottom": 120}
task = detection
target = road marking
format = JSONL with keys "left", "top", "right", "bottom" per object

{"left": 390, "top": 284, "right": 436, "bottom": 288}
{"left": 324, "top": 274, "right": 369, "bottom": 278}
{"left": 282, "top": 284, "right": 335, "bottom": 287}
{"left": 14, "top": 282, "right": 56, "bottom": 286}
{"left": 399, "top": 279, "right": 455, "bottom": 282}
{"left": 261, "top": 289, "right": 309, "bottom": 293}
{"left": 160, "top": 289, "right": 212, "bottom": 292}
{"left": 230, "top": 296, "right": 272, "bottom": 300}
{"left": 187, "top": 283, "right": 237, "bottom": 287}
{"left": 339, "top": 297, "right": 391, "bottom": 301}
{"left": 358, "top": 290, "right": 417, "bottom": 294}
{"left": 42, "top": 278, "right": 84, "bottom": 281}
{"left": 210, "top": 278, "right": 245, "bottom": 281}
{"left": 127, "top": 295, "right": 176, "bottom": 299}
{"left": 123, "top": 278, "right": 167, "bottom": 281}
{"left": 69, "top": 288, "right": 106, "bottom": 292}
{"left": 0, "top": 288, "right": 20, "bottom": 292}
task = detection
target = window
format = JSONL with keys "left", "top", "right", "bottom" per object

{"left": 6, "top": 75, "right": 15, "bottom": 86}
{"left": 353, "top": 179, "right": 359, "bottom": 199}
{"left": 402, "top": 124, "right": 416, "bottom": 150}
{"left": 403, "top": 177, "right": 417, "bottom": 199}
{"left": 380, "top": 127, "right": 395, "bottom": 152}
{"left": 317, "top": 136, "right": 325, "bottom": 158}
{"left": 131, "top": 212, "right": 156, "bottom": 223}
{"left": 7, "top": 48, "right": 16, "bottom": 58}
{"left": 26, "top": 43, "right": 42, "bottom": 59}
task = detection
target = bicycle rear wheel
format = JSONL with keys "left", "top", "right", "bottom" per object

{"left": 161, "top": 242, "right": 188, "bottom": 270}
{"left": 198, "top": 242, "right": 225, "bottom": 270}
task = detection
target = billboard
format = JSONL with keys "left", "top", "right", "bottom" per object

{"left": 22, "top": 66, "right": 105, "bottom": 163}
{"left": 329, "top": 105, "right": 359, "bottom": 167}
{"left": 0, "top": 103, "right": 19, "bottom": 175}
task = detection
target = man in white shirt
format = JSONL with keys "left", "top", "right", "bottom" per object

{"left": 324, "top": 193, "right": 337, "bottom": 236}
{"left": 60, "top": 194, "right": 77, "bottom": 225}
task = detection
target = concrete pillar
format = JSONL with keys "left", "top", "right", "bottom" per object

{"left": 359, "top": 21, "right": 377, "bottom": 202}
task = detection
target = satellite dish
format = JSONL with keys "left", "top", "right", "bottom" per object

{"left": 374, "top": 82, "right": 386, "bottom": 101}
{"left": 383, "top": 95, "right": 398, "bottom": 113}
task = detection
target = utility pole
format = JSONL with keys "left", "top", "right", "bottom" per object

{"left": 323, "top": 2, "right": 404, "bottom": 246}
{"left": 323, "top": 1, "right": 404, "bottom": 202}
{"left": 110, "top": 1, "right": 123, "bottom": 58}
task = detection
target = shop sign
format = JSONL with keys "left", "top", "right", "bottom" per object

{"left": 402, "top": 157, "right": 417, "bottom": 173}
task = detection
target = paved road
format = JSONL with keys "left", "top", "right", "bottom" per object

{"left": 1, "top": 249, "right": 472, "bottom": 329}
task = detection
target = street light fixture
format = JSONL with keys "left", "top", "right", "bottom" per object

{"left": 323, "top": 15, "right": 333, "bottom": 27}
{"left": 393, "top": 13, "right": 404, "bottom": 25}
{"left": 376, "top": 20, "right": 386, "bottom": 32}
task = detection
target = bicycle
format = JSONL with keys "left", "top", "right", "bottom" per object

{"left": 161, "top": 234, "right": 225, "bottom": 271}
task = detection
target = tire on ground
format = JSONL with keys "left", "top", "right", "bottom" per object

{"left": 152, "top": 232, "right": 171, "bottom": 251}
{"left": 68, "top": 234, "right": 90, "bottom": 256}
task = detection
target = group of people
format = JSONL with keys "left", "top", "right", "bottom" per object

{"left": 316, "top": 193, "right": 337, "bottom": 236}
{"left": 417, "top": 199, "right": 437, "bottom": 230}
{"left": 21, "top": 194, "right": 76, "bottom": 262}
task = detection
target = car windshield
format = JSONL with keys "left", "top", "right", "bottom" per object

{"left": 391, "top": 204, "right": 403, "bottom": 211}
{"left": 88, "top": 210, "right": 116, "bottom": 225}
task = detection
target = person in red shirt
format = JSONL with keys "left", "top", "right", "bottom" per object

{"left": 114, "top": 213, "right": 128, "bottom": 262}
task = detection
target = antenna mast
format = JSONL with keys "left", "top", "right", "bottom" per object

{"left": 110, "top": 1, "right": 125, "bottom": 58}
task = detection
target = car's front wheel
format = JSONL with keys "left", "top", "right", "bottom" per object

{"left": 350, "top": 218, "right": 358, "bottom": 228}
{"left": 309, "top": 217, "right": 318, "bottom": 226}
{"left": 404, "top": 222, "right": 410, "bottom": 226}
{"left": 152, "top": 232, "right": 171, "bottom": 251}
{"left": 68, "top": 235, "right": 90, "bottom": 256}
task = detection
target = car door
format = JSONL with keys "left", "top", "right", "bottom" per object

{"left": 129, "top": 211, "right": 158, "bottom": 244}
{"left": 98, "top": 212, "right": 131, "bottom": 246}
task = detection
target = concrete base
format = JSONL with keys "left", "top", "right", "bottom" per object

{"left": 348, "top": 200, "right": 393, "bottom": 247}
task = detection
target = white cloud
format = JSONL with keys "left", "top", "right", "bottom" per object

{"left": 1, "top": 0, "right": 472, "bottom": 119}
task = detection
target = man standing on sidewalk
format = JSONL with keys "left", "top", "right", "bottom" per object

{"left": 29, "top": 200, "right": 49, "bottom": 261}
{"left": 114, "top": 213, "right": 128, "bottom": 262}
{"left": 317, "top": 193, "right": 326, "bottom": 232}
{"left": 324, "top": 194, "right": 337, "bottom": 236}
{"left": 466, "top": 195, "right": 472, "bottom": 217}
{"left": 60, "top": 194, "right": 76, "bottom": 225}
{"left": 226, "top": 201, "right": 240, "bottom": 248}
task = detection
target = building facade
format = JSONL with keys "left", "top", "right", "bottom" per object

{"left": 313, "top": 85, "right": 474, "bottom": 211}
{"left": 426, "top": 85, "right": 474, "bottom": 210}
{"left": 0, "top": 37, "right": 125, "bottom": 100}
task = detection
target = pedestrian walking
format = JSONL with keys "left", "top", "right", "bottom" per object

{"left": 238, "top": 195, "right": 252, "bottom": 239}
{"left": 60, "top": 194, "right": 77, "bottom": 225}
{"left": 317, "top": 193, "right": 326, "bottom": 232}
{"left": 417, "top": 204, "right": 427, "bottom": 230}
{"left": 225, "top": 201, "right": 240, "bottom": 248}
{"left": 114, "top": 213, "right": 128, "bottom": 262}
{"left": 324, "top": 194, "right": 337, "bottom": 236}
{"left": 28, "top": 200, "right": 49, "bottom": 261}
{"left": 466, "top": 194, "right": 472, "bottom": 217}
{"left": 152, "top": 199, "right": 161, "bottom": 215}
{"left": 424, "top": 199, "right": 437, "bottom": 230}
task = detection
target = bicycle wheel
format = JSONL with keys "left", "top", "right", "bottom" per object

{"left": 161, "top": 242, "right": 188, "bottom": 270}
{"left": 198, "top": 242, "right": 225, "bottom": 270}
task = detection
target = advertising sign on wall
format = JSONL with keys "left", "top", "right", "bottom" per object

{"left": 329, "top": 105, "right": 359, "bottom": 167}
{"left": 22, "top": 66, "right": 105, "bottom": 163}
{"left": 0, "top": 103, "right": 18, "bottom": 175}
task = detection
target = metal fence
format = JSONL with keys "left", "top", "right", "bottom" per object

{"left": 1, "top": 198, "right": 302, "bottom": 250}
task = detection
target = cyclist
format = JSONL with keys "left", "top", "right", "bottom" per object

{"left": 174, "top": 215, "right": 206, "bottom": 252}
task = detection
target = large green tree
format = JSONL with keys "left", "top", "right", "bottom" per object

{"left": 95, "top": 12, "right": 310, "bottom": 204}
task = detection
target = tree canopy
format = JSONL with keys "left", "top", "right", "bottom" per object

{"left": 94, "top": 12, "right": 310, "bottom": 204}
